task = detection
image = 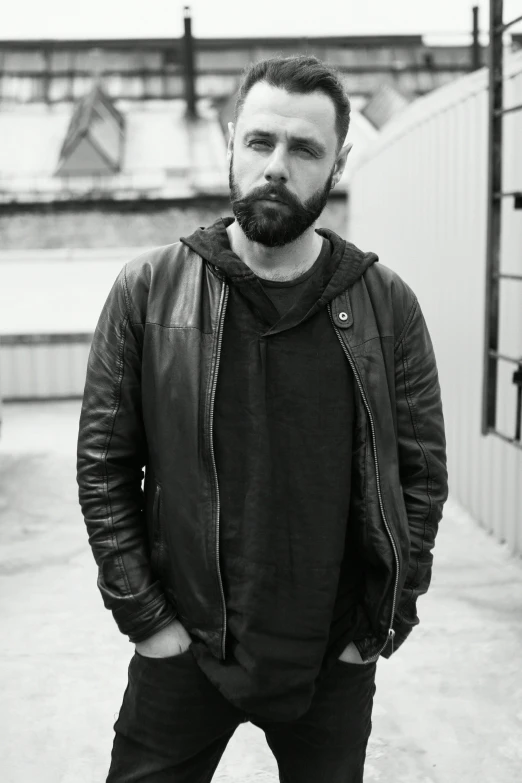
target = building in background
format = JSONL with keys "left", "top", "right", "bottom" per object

{"left": 0, "top": 11, "right": 495, "bottom": 248}
{"left": 0, "top": 8, "right": 500, "bottom": 402}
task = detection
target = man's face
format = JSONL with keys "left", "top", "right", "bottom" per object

{"left": 228, "top": 82, "right": 351, "bottom": 247}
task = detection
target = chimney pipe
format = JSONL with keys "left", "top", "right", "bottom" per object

{"left": 471, "top": 5, "right": 481, "bottom": 71}
{"left": 43, "top": 48, "right": 51, "bottom": 105}
{"left": 183, "top": 5, "right": 197, "bottom": 119}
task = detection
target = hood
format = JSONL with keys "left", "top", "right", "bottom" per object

{"left": 180, "top": 216, "right": 378, "bottom": 309}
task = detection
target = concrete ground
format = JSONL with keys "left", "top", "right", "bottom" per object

{"left": 1, "top": 400, "right": 522, "bottom": 783}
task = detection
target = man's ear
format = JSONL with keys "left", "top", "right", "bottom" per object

{"left": 330, "top": 142, "right": 353, "bottom": 189}
{"left": 227, "top": 122, "right": 235, "bottom": 161}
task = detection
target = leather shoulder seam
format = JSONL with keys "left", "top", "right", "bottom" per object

{"left": 394, "top": 296, "right": 418, "bottom": 352}
{"left": 123, "top": 262, "right": 149, "bottom": 333}
{"left": 121, "top": 265, "right": 133, "bottom": 320}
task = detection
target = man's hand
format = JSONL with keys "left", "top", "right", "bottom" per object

{"left": 338, "top": 641, "right": 366, "bottom": 664}
{"left": 135, "top": 619, "right": 192, "bottom": 659}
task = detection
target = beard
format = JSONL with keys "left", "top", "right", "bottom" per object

{"left": 228, "top": 156, "right": 334, "bottom": 248}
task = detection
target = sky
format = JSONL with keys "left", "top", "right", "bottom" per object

{"left": 2, "top": 0, "right": 522, "bottom": 42}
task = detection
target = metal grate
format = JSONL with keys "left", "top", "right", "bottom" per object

{"left": 482, "top": 0, "right": 522, "bottom": 449}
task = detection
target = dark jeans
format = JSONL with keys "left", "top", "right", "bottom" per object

{"left": 107, "top": 646, "right": 377, "bottom": 783}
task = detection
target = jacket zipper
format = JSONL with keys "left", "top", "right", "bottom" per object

{"left": 209, "top": 280, "right": 229, "bottom": 660}
{"left": 328, "top": 304, "right": 398, "bottom": 661}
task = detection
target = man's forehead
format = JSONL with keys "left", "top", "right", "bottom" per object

{"left": 237, "top": 82, "right": 337, "bottom": 141}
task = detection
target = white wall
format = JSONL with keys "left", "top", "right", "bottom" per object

{"left": 0, "top": 342, "right": 92, "bottom": 400}
{"left": 348, "top": 52, "right": 522, "bottom": 555}
{"left": 0, "top": 247, "right": 148, "bottom": 400}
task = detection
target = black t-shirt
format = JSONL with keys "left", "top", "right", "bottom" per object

{"left": 190, "top": 238, "right": 372, "bottom": 721}
{"left": 260, "top": 243, "right": 327, "bottom": 317}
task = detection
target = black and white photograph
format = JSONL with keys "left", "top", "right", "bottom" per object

{"left": 0, "top": 1, "right": 521, "bottom": 781}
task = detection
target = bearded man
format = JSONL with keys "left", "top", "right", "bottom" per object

{"left": 77, "top": 54, "right": 448, "bottom": 783}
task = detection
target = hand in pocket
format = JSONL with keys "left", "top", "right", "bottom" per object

{"left": 338, "top": 641, "right": 366, "bottom": 664}
{"left": 135, "top": 619, "right": 192, "bottom": 659}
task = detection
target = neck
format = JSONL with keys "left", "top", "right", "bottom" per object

{"left": 226, "top": 220, "right": 323, "bottom": 282}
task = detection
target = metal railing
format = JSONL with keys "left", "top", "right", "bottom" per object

{"left": 482, "top": 0, "right": 522, "bottom": 449}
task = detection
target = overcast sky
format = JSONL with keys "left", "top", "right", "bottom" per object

{"left": 2, "top": 0, "right": 522, "bottom": 41}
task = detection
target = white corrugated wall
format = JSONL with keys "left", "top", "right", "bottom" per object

{"left": 348, "top": 51, "right": 522, "bottom": 556}
{"left": 0, "top": 341, "right": 93, "bottom": 401}
{"left": 0, "top": 247, "right": 147, "bottom": 401}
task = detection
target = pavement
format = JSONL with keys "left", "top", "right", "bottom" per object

{"left": 1, "top": 400, "right": 522, "bottom": 783}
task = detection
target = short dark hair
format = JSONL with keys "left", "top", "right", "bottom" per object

{"left": 234, "top": 55, "right": 351, "bottom": 150}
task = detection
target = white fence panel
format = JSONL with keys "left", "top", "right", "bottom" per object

{"left": 348, "top": 51, "right": 522, "bottom": 555}
{"left": 0, "top": 341, "right": 92, "bottom": 400}
{"left": 0, "top": 246, "right": 152, "bottom": 402}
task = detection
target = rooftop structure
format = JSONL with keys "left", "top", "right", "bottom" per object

{"left": 0, "top": 33, "right": 489, "bottom": 108}
{"left": 56, "top": 83, "right": 124, "bottom": 175}
{"left": 0, "top": 27, "right": 491, "bottom": 206}
{"left": 0, "top": 97, "right": 229, "bottom": 203}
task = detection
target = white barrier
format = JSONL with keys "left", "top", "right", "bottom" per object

{"left": 348, "top": 51, "right": 522, "bottom": 555}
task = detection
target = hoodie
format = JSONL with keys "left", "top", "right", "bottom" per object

{"left": 180, "top": 217, "right": 378, "bottom": 721}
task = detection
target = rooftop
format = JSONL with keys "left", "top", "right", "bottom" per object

{"left": 0, "top": 97, "right": 377, "bottom": 204}
{"left": 0, "top": 32, "right": 485, "bottom": 205}
{"left": 0, "top": 34, "right": 487, "bottom": 107}
{"left": 0, "top": 97, "right": 231, "bottom": 203}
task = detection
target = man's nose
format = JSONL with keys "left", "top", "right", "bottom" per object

{"left": 263, "top": 148, "right": 289, "bottom": 183}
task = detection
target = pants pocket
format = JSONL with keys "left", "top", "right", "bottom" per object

{"left": 134, "top": 646, "right": 193, "bottom": 663}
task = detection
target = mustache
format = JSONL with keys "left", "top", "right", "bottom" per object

{"left": 236, "top": 183, "right": 299, "bottom": 208}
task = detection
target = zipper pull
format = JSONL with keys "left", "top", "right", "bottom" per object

{"left": 389, "top": 627, "right": 395, "bottom": 655}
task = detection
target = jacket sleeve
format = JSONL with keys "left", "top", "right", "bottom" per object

{"left": 76, "top": 265, "right": 178, "bottom": 643}
{"left": 383, "top": 296, "right": 448, "bottom": 657}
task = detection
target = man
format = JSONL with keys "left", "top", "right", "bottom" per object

{"left": 77, "top": 55, "right": 448, "bottom": 783}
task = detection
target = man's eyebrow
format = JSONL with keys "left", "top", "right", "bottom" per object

{"left": 244, "top": 129, "right": 273, "bottom": 138}
{"left": 243, "top": 129, "right": 326, "bottom": 154}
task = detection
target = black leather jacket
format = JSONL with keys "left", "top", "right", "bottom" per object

{"left": 77, "top": 233, "right": 448, "bottom": 663}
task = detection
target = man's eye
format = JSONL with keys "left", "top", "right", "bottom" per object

{"left": 295, "top": 147, "right": 314, "bottom": 157}
{"left": 250, "top": 140, "right": 271, "bottom": 149}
